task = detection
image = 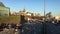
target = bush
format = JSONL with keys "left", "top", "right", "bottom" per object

{"left": 0, "top": 16, "right": 20, "bottom": 24}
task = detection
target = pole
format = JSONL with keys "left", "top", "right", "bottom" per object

{"left": 44, "top": 0, "right": 46, "bottom": 17}
{"left": 44, "top": 0, "right": 46, "bottom": 34}
{"left": 20, "top": 14, "right": 25, "bottom": 34}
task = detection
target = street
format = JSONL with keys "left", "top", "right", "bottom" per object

{"left": 0, "top": 20, "right": 60, "bottom": 34}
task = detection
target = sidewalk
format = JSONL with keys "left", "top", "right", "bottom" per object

{"left": 0, "top": 28, "right": 16, "bottom": 34}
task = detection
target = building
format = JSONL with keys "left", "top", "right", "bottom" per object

{"left": 0, "top": 2, "right": 10, "bottom": 16}
{"left": 33, "top": 13, "right": 40, "bottom": 17}
{"left": 19, "top": 9, "right": 27, "bottom": 15}
{"left": 26, "top": 12, "right": 32, "bottom": 16}
{"left": 55, "top": 16, "right": 60, "bottom": 20}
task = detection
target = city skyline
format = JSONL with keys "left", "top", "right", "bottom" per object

{"left": 0, "top": 0, "right": 60, "bottom": 16}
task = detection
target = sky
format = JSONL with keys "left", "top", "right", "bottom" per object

{"left": 0, "top": 0, "right": 60, "bottom": 16}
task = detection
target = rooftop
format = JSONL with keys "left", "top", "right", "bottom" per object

{"left": 0, "top": 2, "right": 5, "bottom": 7}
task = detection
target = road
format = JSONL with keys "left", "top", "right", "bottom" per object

{"left": 0, "top": 20, "right": 60, "bottom": 34}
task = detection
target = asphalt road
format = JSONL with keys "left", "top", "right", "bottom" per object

{"left": 0, "top": 20, "right": 60, "bottom": 34}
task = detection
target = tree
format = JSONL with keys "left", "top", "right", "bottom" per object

{"left": 46, "top": 12, "right": 52, "bottom": 17}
